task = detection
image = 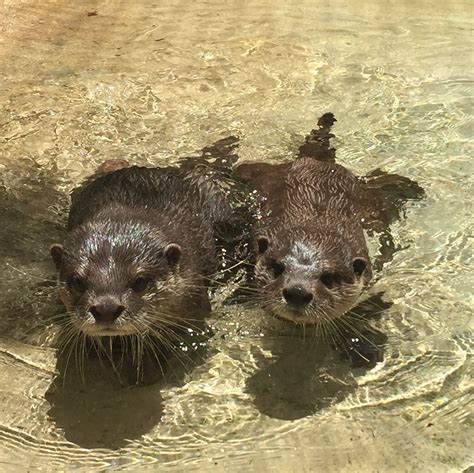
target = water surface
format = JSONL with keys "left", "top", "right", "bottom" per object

{"left": 0, "top": 1, "right": 472, "bottom": 471}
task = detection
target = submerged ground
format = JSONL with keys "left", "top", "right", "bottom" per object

{"left": 0, "top": 1, "right": 472, "bottom": 471}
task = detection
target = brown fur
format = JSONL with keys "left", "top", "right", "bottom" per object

{"left": 235, "top": 113, "right": 424, "bottom": 324}
{"left": 51, "top": 159, "right": 237, "bottom": 339}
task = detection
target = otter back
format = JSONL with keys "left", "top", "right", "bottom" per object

{"left": 68, "top": 165, "right": 231, "bottom": 232}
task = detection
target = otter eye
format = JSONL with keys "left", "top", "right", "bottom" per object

{"left": 271, "top": 260, "right": 285, "bottom": 278}
{"left": 131, "top": 276, "right": 151, "bottom": 293}
{"left": 257, "top": 236, "right": 270, "bottom": 255}
{"left": 320, "top": 271, "right": 341, "bottom": 288}
{"left": 352, "top": 257, "right": 368, "bottom": 276}
{"left": 67, "top": 276, "right": 87, "bottom": 293}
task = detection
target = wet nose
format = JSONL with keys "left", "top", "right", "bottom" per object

{"left": 282, "top": 285, "right": 313, "bottom": 308}
{"left": 89, "top": 303, "right": 124, "bottom": 323}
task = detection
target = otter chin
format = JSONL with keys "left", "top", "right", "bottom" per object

{"left": 253, "top": 227, "right": 371, "bottom": 325}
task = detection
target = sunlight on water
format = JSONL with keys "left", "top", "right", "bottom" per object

{"left": 0, "top": 0, "right": 472, "bottom": 471}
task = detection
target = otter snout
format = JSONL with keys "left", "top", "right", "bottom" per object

{"left": 282, "top": 285, "right": 313, "bottom": 310}
{"left": 89, "top": 302, "right": 125, "bottom": 324}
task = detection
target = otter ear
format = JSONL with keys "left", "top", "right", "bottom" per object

{"left": 50, "top": 244, "right": 64, "bottom": 270}
{"left": 164, "top": 243, "right": 182, "bottom": 266}
{"left": 352, "top": 257, "right": 368, "bottom": 277}
{"left": 256, "top": 236, "right": 270, "bottom": 255}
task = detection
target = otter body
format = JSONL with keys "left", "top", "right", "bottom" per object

{"left": 51, "top": 164, "right": 233, "bottom": 339}
{"left": 236, "top": 113, "right": 423, "bottom": 324}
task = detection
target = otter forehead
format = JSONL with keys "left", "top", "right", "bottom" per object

{"left": 272, "top": 227, "right": 360, "bottom": 268}
{"left": 64, "top": 220, "right": 167, "bottom": 274}
{"left": 280, "top": 239, "right": 348, "bottom": 266}
{"left": 284, "top": 241, "right": 322, "bottom": 269}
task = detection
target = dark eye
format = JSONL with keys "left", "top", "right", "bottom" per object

{"left": 320, "top": 271, "right": 341, "bottom": 288}
{"left": 352, "top": 257, "right": 368, "bottom": 277}
{"left": 270, "top": 260, "right": 285, "bottom": 278}
{"left": 67, "top": 276, "right": 87, "bottom": 293}
{"left": 131, "top": 276, "right": 151, "bottom": 293}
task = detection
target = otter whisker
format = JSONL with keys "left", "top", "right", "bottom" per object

{"left": 336, "top": 316, "right": 379, "bottom": 349}
{"left": 77, "top": 332, "right": 87, "bottom": 384}
{"left": 4, "top": 262, "right": 59, "bottom": 284}
{"left": 59, "top": 325, "right": 84, "bottom": 386}
{"left": 143, "top": 327, "right": 194, "bottom": 375}
{"left": 141, "top": 333, "right": 167, "bottom": 379}
{"left": 144, "top": 319, "right": 202, "bottom": 363}
{"left": 147, "top": 318, "right": 206, "bottom": 362}
{"left": 132, "top": 333, "right": 145, "bottom": 381}
{"left": 318, "top": 309, "right": 340, "bottom": 349}
{"left": 142, "top": 314, "right": 204, "bottom": 334}
{"left": 141, "top": 304, "right": 206, "bottom": 331}
{"left": 145, "top": 334, "right": 187, "bottom": 378}
{"left": 318, "top": 317, "right": 331, "bottom": 344}
{"left": 56, "top": 319, "right": 81, "bottom": 351}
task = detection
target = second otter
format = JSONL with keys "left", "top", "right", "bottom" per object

{"left": 236, "top": 113, "right": 424, "bottom": 325}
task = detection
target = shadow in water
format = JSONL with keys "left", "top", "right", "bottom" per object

{"left": 0, "top": 163, "right": 69, "bottom": 344}
{"left": 45, "top": 360, "right": 164, "bottom": 450}
{"left": 0, "top": 162, "right": 67, "bottom": 264}
{"left": 246, "top": 294, "right": 391, "bottom": 420}
{"left": 45, "top": 326, "right": 211, "bottom": 449}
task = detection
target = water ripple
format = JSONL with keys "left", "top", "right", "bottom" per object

{"left": 0, "top": 0, "right": 472, "bottom": 471}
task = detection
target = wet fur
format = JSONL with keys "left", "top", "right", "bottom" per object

{"left": 235, "top": 113, "right": 424, "bottom": 324}
{"left": 51, "top": 160, "right": 239, "bottom": 381}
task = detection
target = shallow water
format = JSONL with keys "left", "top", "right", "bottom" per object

{"left": 0, "top": 0, "right": 472, "bottom": 471}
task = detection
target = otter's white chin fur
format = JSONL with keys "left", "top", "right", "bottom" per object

{"left": 76, "top": 322, "right": 140, "bottom": 337}
{"left": 272, "top": 308, "right": 325, "bottom": 325}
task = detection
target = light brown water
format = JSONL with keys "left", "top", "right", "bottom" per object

{"left": 0, "top": 1, "right": 472, "bottom": 471}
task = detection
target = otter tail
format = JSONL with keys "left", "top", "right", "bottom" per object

{"left": 297, "top": 112, "right": 337, "bottom": 163}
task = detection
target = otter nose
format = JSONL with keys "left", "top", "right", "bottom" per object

{"left": 89, "top": 303, "right": 124, "bottom": 323}
{"left": 282, "top": 285, "right": 313, "bottom": 308}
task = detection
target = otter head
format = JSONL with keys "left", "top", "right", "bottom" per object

{"left": 253, "top": 230, "right": 372, "bottom": 324}
{"left": 50, "top": 219, "right": 187, "bottom": 337}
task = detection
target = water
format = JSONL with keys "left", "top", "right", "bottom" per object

{"left": 0, "top": 0, "right": 472, "bottom": 471}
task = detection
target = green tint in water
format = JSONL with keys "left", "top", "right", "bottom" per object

{"left": 0, "top": 0, "right": 472, "bottom": 471}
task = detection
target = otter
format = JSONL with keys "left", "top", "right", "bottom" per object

{"left": 50, "top": 155, "right": 241, "bottom": 355}
{"left": 235, "top": 113, "right": 424, "bottom": 325}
